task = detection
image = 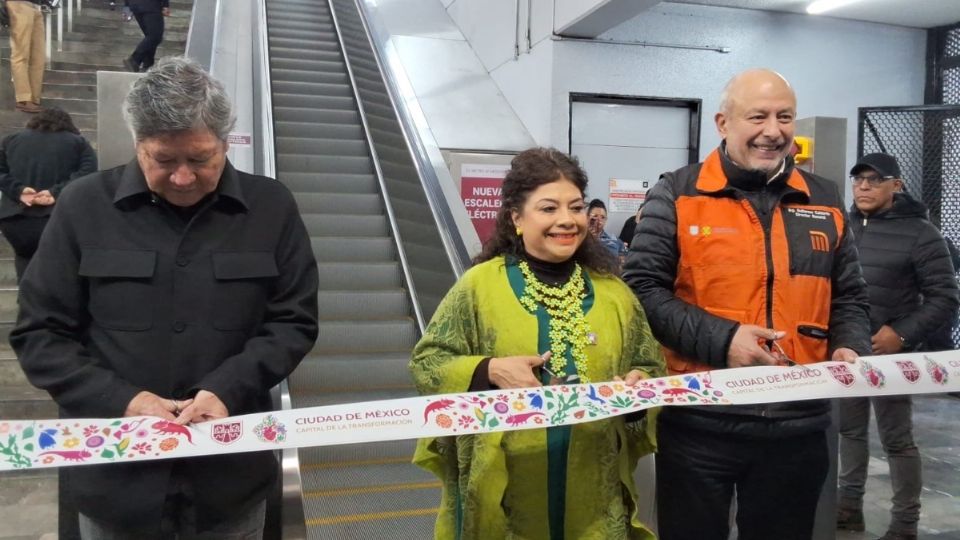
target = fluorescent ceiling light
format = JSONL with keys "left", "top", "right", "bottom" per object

{"left": 807, "top": 0, "right": 864, "bottom": 14}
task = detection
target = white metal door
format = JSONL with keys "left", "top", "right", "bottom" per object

{"left": 571, "top": 100, "right": 693, "bottom": 242}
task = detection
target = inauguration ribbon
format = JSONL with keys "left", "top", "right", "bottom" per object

{"left": 2, "top": 351, "right": 959, "bottom": 471}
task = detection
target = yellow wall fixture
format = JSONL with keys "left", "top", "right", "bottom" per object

{"left": 793, "top": 136, "right": 813, "bottom": 164}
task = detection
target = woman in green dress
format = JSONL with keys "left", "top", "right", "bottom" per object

{"left": 410, "top": 147, "right": 665, "bottom": 540}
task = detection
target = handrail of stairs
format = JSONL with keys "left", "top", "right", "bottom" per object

{"left": 325, "top": 0, "right": 428, "bottom": 333}
{"left": 248, "top": 1, "right": 306, "bottom": 539}
{"left": 347, "top": 0, "right": 477, "bottom": 277}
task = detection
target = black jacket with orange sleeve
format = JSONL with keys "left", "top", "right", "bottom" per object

{"left": 623, "top": 147, "right": 871, "bottom": 432}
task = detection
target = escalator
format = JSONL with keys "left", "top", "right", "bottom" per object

{"left": 265, "top": 0, "right": 459, "bottom": 536}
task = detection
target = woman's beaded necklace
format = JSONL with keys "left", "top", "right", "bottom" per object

{"left": 517, "top": 260, "right": 592, "bottom": 382}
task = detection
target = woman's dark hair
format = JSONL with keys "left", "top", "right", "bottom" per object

{"left": 588, "top": 199, "right": 606, "bottom": 212}
{"left": 474, "top": 147, "right": 617, "bottom": 274}
{"left": 26, "top": 107, "right": 80, "bottom": 134}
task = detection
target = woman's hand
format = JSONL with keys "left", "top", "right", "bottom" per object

{"left": 614, "top": 369, "right": 649, "bottom": 386}
{"left": 489, "top": 352, "right": 549, "bottom": 389}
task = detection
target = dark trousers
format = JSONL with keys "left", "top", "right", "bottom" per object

{"left": 131, "top": 10, "right": 164, "bottom": 70}
{"left": 0, "top": 214, "right": 49, "bottom": 280}
{"left": 655, "top": 419, "right": 829, "bottom": 540}
{"left": 838, "top": 396, "right": 921, "bottom": 534}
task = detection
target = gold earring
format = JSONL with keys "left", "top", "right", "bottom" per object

{"left": 516, "top": 227, "right": 523, "bottom": 236}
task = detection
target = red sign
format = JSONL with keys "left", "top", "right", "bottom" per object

{"left": 460, "top": 164, "right": 508, "bottom": 244}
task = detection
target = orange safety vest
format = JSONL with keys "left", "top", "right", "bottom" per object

{"left": 667, "top": 150, "right": 845, "bottom": 374}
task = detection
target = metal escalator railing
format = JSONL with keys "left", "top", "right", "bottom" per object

{"left": 262, "top": 0, "right": 467, "bottom": 536}
{"left": 324, "top": 0, "right": 429, "bottom": 333}
{"left": 331, "top": 0, "right": 474, "bottom": 291}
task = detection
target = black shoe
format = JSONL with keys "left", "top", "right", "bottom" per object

{"left": 122, "top": 57, "right": 139, "bottom": 73}
{"left": 876, "top": 531, "right": 917, "bottom": 540}
{"left": 836, "top": 507, "right": 865, "bottom": 531}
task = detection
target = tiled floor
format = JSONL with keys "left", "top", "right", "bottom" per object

{"left": 837, "top": 394, "right": 960, "bottom": 540}
{"left": 2, "top": 395, "right": 959, "bottom": 539}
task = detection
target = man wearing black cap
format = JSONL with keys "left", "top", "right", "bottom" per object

{"left": 837, "top": 152, "right": 959, "bottom": 540}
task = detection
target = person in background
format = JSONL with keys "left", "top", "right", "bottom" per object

{"left": 123, "top": 0, "right": 169, "bottom": 72}
{"left": 6, "top": 0, "right": 46, "bottom": 113}
{"left": 623, "top": 68, "right": 870, "bottom": 540}
{"left": 588, "top": 198, "right": 627, "bottom": 264}
{"left": 11, "top": 57, "right": 319, "bottom": 538}
{"left": 411, "top": 147, "right": 664, "bottom": 539}
{"left": 837, "top": 153, "right": 959, "bottom": 540}
{"left": 0, "top": 107, "right": 97, "bottom": 279}
{"left": 618, "top": 205, "right": 643, "bottom": 248}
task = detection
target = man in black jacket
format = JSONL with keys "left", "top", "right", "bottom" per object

{"left": 11, "top": 57, "right": 319, "bottom": 538}
{"left": 623, "top": 68, "right": 871, "bottom": 540}
{"left": 836, "top": 153, "right": 959, "bottom": 540}
{"left": 123, "top": 0, "right": 169, "bottom": 72}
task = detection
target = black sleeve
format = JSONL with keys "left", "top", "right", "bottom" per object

{"left": 944, "top": 235, "right": 960, "bottom": 273}
{"left": 0, "top": 135, "right": 26, "bottom": 200}
{"left": 889, "top": 224, "right": 960, "bottom": 346}
{"left": 618, "top": 217, "right": 636, "bottom": 246}
{"left": 827, "top": 212, "right": 872, "bottom": 356}
{"left": 50, "top": 138, "right": 98, "bottom": 198}
{"left": 622, "top": 174, "right": 738, "bottom": 368}
{"left": 468, "top": 358, "right": 496, "bottom": 391}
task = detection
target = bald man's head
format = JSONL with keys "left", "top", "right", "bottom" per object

{"left": 716, "top": 69, "right": 797, "bottom": 177}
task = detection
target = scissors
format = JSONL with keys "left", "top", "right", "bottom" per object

{"left": 769, "top": 340, "right": 816, "bottom": 372}
{"left": 542, "top": 364, "right": 581, "bottom": 385}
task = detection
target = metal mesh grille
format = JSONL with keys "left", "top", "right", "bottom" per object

{"left": 860, "top": 106, "right": 960, "bottom": 346}
{"left": 947, "top": 27, "right": 960, "bottom": 57}
{"left": 945, "top": 67, "right": 960, "bottom": 105}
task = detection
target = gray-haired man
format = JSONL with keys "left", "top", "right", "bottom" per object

{"left": 12, "top": 56, "right": 319, "bottom": 537}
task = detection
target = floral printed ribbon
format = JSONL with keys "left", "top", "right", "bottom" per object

{"left": 2, "top": 351, "right": 958, "bottom": 471}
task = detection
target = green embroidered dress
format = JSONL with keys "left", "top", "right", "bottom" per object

{"left": 410, "top": 256, "right": 665, "bottom": 539}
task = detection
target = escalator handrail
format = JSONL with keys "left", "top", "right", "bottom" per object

{"left": 253, "top": 0, "right": 276, "bottom": 180}
{"left": 347, "top": 0, "right": 474, "bottom": 277}
{"left": 252, "top": 1, "right": 305, "bottom": 538}
{"left": 326, "top": 0, "right": 427, "bottom": 333}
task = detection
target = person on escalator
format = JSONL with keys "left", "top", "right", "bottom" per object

{"left": 11, "top": 56, "right": 319, "bottom": 538}
{"left": 410, "top": 147, "right": 665, "bottom": 539}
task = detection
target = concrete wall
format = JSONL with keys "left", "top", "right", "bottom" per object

{"left": 366, "top": 0, "right": 535, "bottom": 152}
{"left": 439, "top": 0, "right": 925, "bottom": 200}
{"left": 549, "top": 2, "right": 926, "bottom": 185}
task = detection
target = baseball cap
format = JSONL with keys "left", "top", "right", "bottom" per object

{"left": 850, "top": 153, "right": 902, "bottom": 179}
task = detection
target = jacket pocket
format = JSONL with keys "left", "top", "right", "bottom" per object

{"left": 792, "top": 322, "right": 829, "bottom": 363}
{"left": 211, "top": 252, "right": 278, "bottom": 330}
{"left": 79, "top": 249, "right": 157, "bottom": 331}
{"left": 781, "top": 207, "right": 838, "bottom": 278}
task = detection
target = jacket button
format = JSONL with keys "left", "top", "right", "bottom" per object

{"left": 172, "top": 321, "right": 186, "bottom": 333}
{"left": 176, "top": 256, "right": 189, "bottom": 267}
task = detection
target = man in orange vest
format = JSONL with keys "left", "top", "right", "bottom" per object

{"left": 624, "top": 68, "right": 870, "bottom": 540}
